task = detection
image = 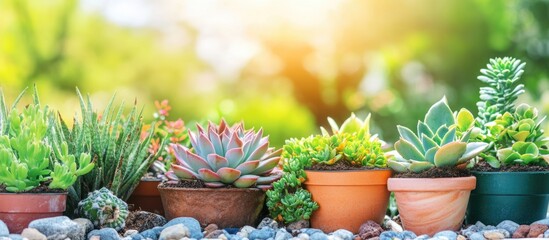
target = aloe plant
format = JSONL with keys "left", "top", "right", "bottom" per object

{"left": 388, "top": 97, "right": 488, "bottom": 173}
{"left": 0, "top": 88, "right": 94, "bottom": 192}
{"left": 167, "top": 120, "right": 282, "bottom": 189}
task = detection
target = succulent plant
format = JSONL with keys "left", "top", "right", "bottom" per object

{"left": 388, "top": 97, "right": 489, "bottom": 173}
{"left": 476, "top": 57, "right": 525, "bottom": 131}
{"left": 267, "top": 113, "right": 383, "bottom": 224}
{"left": 166, "top": 120, "right": 282, "bottom": 189}
{"left": 0, "top": 88, "right": 94, "bottom": 192}
{"left": 77, "top": 187, "right": 129, "bottom": 231}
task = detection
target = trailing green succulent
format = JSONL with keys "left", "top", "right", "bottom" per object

{"left": 48, "top": 89, "right": 157, "bottom": 216}
{"left": 476, "top": 57, "right": 525, "bottom": 132}
{"left": 267, "top": 113, "right": 385, "bottom": 224}
{"left": 0, "top": 88, "right": 93, "bottom": 192}
{"left": 474, "top": 57, "right": 549, "bottom": 168}
{"left": 167, "top": 119, "right": 282, "bottom": 189}
{"left": 77, "top": 187, "right": 128, "bottom": 231}
{"left": 388, "top": 97, "right": 488, "bottom": 173}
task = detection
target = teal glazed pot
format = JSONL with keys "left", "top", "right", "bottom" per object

{"left": 467, "top": 171, "right": 549, "bottom": 225}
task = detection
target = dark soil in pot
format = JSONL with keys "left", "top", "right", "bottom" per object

{"left": 393, "top": 167, "right": 471, "bottom": 178}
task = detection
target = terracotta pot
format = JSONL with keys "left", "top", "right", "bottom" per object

{"left": 387, "top": 176, "right": 476, "bottom": 236}
{"left": 0, "top": 193, "right": 67, "bottom": 234}
{"left": 158, "top": 185, "right": 265, "bottom": 228}
{"left": 127, "top": 180, "right": 164, "bottom": 215}
{"left": 304, "top": 169, "right": 392, "bottom": 233}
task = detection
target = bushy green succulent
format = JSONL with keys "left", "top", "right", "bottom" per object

{"left": 267, "top": 113, "right": 385, "bottom": 224}
{"left": 388, "top": 97, "right": 488, "bottom": 173}
{"left": 474, "top": 57, "right": 549, "bottom": 168}
{"left": 77, "top": 187, "right": 128, "bottom": 231}
{"left": 0, "top": 88, "right": 93, "bottom": 192}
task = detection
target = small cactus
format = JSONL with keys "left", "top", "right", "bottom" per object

{"left": 77, "top": 187, "right": 129, "bottom": 230}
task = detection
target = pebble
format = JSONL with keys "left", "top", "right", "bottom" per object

{"left": 512, "top": 225, "right": 529, "bottom": 238}
{"left": 297, "top": 233, "right": 310, "bottom": 240}
{"left": 302, "top": 228, "right": 323, "bottom": 236}
{"left": 433, "top": 231, "right": 457, "bottom": 240}
{"left": 401, "top": 231, "right": 417, "bottom": 239}
{"left": 29, "top": 216, "right": 85, "bottom": 240}
{"left": 527, "top": 223, "right": 548, "bottom": 238}
{"left": 274, "top": 229, "right": 293, "bottom": 240}
{"left": 414, "top": 234, "right": 429, "bottom": 240}
{"left": 456, "top": 235, "right": 466, "bottom": 240}
{"left": 88, "top": 228, "right": 120, "bottom": 240}
{"left": 205, "top": 230, "right": 227, "bottom": 239}
{"left": 249, "top": 227, "right": 276, "bottom": 240}
{"left": 359, "top": 221, "right": 384, "bottom": 239}
{"left": 124, "top": 229, "right": 139, "bottom": 237}
{"left": 204, "top": 224, "right": 219, "bottom": 236}
{"left": 163, "top": 217, "right": 203, "bottom": 239}
{"left": 21, "top": 228, "right": 47, "bottom": 240}
{"left": 533, "top": 218, "right": 549, "bottom": 226}
{"left": 379, "top": 231, "right": 399, "bottom": 240}
{"left": 495, "top": 220, "right": 518, "bottom": 235}
{"left": 131, "top": 234, "right": 146, "bottom": 240}
{"left": 482, "top": 229, "right": 508, "bottom": 239}
{"left": 159, "top": 224, "right": 190, "bottom": 240}
{"left": 141, "top": 228, "right": 160, "bottom": 240}
{"left": 0, "top": 220, "right": 8, "bottom": 236}
{"left": 287, "top": 220, "right": 310, "bottom": 232}
{"left": 237, "top": 226, "right": 256, "bottom": 238}
{"left": 310, "top": 232, "right": 329, "bottom": 240}
{"left": 330, "top": 229, "right": 353, "bottom": 240}
{"left": 7, "top": 234, "right": 24, "bottom": 240}
{"left": 258, "top": 218, "right": 279, "bottom": 230}
{"left": 544, "top": 229, "right": 549, "bottom": 238}
{"left": 469, "top": 232, "right": 485, "bottom": 240}
{"left": 383, "top": 217, "right": 403, "bottom": 232}
{"left": 72, "top": 218, "right": 94, "bottom": 235}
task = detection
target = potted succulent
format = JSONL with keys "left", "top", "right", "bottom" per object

{"left": 467, "top": 57, "right": 549, "bottom": 225}
{"left": 387, "top": 97, "right": 488, "bottom": 236}
{"left": 128, "top": 100, "right": 188, "bottom": 215}
{"left": 158, "top": 119, "right": 282, "bottom": 228}
{"left": 267, "top": 113, "right": 391, "bottom": 233}
{"left": 0, "top": 89, "right": 94, "bottom": 233}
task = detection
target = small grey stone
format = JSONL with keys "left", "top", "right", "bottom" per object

{"left": 275, "top": 229, "right": 292, "bottom": 240}
{"left": 227, "top": 234, "right": 243, "bottom": 240}
{"left": 302, "top": 228, "right": 323, "bottom": 236}
{"left": 163, "top": 217, "right": 202, "bottom": 239}
{"left": 287, "top": 220, "right": 310, "bottom": 232}
{"left": 140, "top": 229, "right": 159, "bottom": 240}
{"left": 380, "top": 231, "right": 400, "bottom": 240}
{"left": 482, "top": 229, "right": 509, "bottom": 239}
{"left": 469, "top": 232, "right": 485, "bottom": 240}
{"left": 0, "top": 220, "right": 8, "bottom": 236}
{"left": 474, "top": 222, "right": 486, "bottom": 228}
{"left": 310, "top": 232, "right": 328, "bottom": 240}
{"left": 258, "top": 218, "right": 278, "bottom": 230}
{"left": 544, "top": 229, "right": 549, "bottom": 238}
{"left": 414, "top": 234, "right": 429, "bottom": 240}
{"left": 249, "top": 227, "right": 276, "bottom": 240}
{"left": 0, "top": 237, "right": 9, "bottom": 240}
{"left": 88, "top": 228, "right": 120, "bottom": 240}
{"left": 534, "top": 218, "right": 549, "bottom": 226}
{"left": 159, "top": 224, "right": 190, "bottom": 240}
{"left": 72, "top": 218, "right": 94, "bottom": 235}
{"left": 434, "top": 231, "right": 457, "bottom": 240}
{"left": 125, "top": 229, "right": 140, "bottom": 237}
{"left": 401, "top": 231, "right": 417, "bottom": 240}
{"left": 297, "top": 233, "right": 310, "bottom": 240}
{"left": 237, "top": 226, "right": 256, "bottom": 238}
{"left": 29, "top": 216, "right": 85, "bottom": 240}
{"left": 21, "top": 228, "right": 47, "bottom": 240}
{"left": 7, "top": 234, "right": 24, "bottom": 240}
{"left": 131, "top": 233, "right": 146, "bottom": 240}
{"left": 329, "top": 229, "right": 353, "bottom": 240}
{"left": 495, "top": 220, "right": 518, "bottom": 235}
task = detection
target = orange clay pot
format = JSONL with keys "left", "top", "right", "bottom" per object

{"left": 0, "top": 193, "right": 67, "bottom": 233}
{"left": 127, "top": 180, "right": 164, "bottom": 215}
{"left": 304, "top": 169, "right": 392, "bottom": 233}
{"left": 387, "top": 176, "right": 476, "bottom": 236}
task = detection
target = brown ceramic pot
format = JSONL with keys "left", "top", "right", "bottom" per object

{"left": 158, "top": 185, "right": 265, "bottom": 228}
{"left": 304, "top": 169, "right": 392, "bottom": 233}
{"left": 127, "top": 179, "right": 164, "bottom": 215}
{"left": 0, "top": 193, "right": 67, "bottom": 233}
{"left": 387, "top": 176, "right": 476, "bottom": 236}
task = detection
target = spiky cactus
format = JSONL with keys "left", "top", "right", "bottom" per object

{"left": 77, "top": 187, "right": 128, "bottom": 231}
{"left": 476, "top": 57, "right": 525, "bottom": 131}
{"left": 167, "top": 120, "right": 282, "bottom": 189}
{"left": 388, "top": 97, "right": 489, "bottom": 173}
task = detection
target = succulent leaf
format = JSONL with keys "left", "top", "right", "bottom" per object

{"left": 434, "top": 142, "right": 467, "bottom": 167}
{"left": 233, "top": 175, "right": 259, "bottom": 188}
{"left": 217, "top": 167, "right": 241, "bottom": 184}
{"left": 394, "top": 138, "right": 425, "bottom": 161}
{"left": 425, "top": 97, "right": 455, "bottom": 132}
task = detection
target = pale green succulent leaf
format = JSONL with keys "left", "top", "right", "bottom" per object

{"left": 424, "top": 146, "right": 439, "bottom": 164}
{"left": 394, "top": 138, "right": 425, "bottom": 161}
{"left": 425, "top": 97, "right": 455, "bottom": 132}
{"left": 434, "top": 142, "right": 467, "bottom": 167}
{"left": 397, "top": 125, "right": 424, "bottom": 153}
{"left": 458, "top": 142, "right": 489, "bottom": 163}
{"left": 409, "top": 161, "right": 434, "bottom": 173}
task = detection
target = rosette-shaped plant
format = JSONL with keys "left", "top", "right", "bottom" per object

{"left": 388, "top": 97, "right": 489, "bottom": 173}
{"left": 167, "top": 120, "right": 282, "bottom": 189}
{"left": 77, "top": 187, "right": 128, "bottom": 231}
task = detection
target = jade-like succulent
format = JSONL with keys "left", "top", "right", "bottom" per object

{"left": 0, "top": 89, "right": 94, "bottom": 192}
{"left": 388, "top": 97, "right": 489, "bottom": 173}
{"left": 166, "top": 120, "right": 282, "bottom": 189}
{"left": 77, "top": 187, "right": 129, "bottom": 231}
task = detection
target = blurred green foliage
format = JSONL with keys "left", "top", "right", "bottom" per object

{"left": 1, "top": 0, "right": 549, "bottom": 147}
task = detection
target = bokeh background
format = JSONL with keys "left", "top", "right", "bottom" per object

{"left": 1, "top": 0, "right": 549, "bottom": 147}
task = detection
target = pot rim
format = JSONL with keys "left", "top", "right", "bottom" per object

{"left": 471, "top": 170, "right": 549, "bottom": 175}
{"left": 304, "top": 169, "right": 392, "bottom": 186}
{"left": 0, "top": 192, "right": 68, "bottom": 196}
{"left": 157, "top": 185, "right": 265, "bottom": 192}
{"left": 388, "top": 176, "right": 476, "bottom": 192}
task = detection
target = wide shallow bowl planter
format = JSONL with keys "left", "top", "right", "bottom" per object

{"left": 127, "top": 179, "right": 164, "bottom": 215}
{"left": 158, "top": 185, "right": 265, "bottom": 228}
{"left": 304, "top": 169, "right": 392, "bottom": 233}
{"left": 467, "top": 171, "right": 549, "bottom": 225}
{"left": 388, "top": 176, "right": 476, "bottom": 236}
{"left": 0, "top": 192, "right": 67, "bottom": 234}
